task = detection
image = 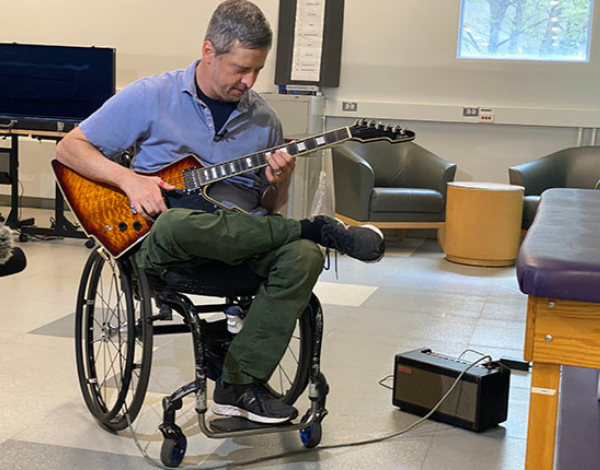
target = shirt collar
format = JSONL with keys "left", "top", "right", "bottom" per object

{"left": 182, "top": 59, "right": 255, "bottom": 112}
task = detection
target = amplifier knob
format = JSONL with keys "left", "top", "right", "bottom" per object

{"left": 118, "top": 222, "right": 128, "bottom": 232}
{"left": 133, "top": 221, "right": 143, "bottom": 231}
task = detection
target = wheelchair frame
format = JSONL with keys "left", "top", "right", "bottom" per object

{"left": 75, "top": 247, "right": 329, "bottom": 467}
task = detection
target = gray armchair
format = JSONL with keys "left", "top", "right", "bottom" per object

{"left": 509, "top": 146, "right": 600, "bottom": 228}
{"left": 331, "top": 141, "right": 457, "bottom": 227}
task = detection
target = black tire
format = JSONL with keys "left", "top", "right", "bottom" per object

{"left": 75, "top": 249, "right": 153, "bottom": 431}
{"left": 265, "top": 294, "right": 319, "bottom": 405}
{"left": 300, "top": 421, "right": 322, "bottom": 448}
{"left": 160, "top": 434, "right": 187, "bottom": 468}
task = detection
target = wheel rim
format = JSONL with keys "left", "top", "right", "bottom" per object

{"left": 83, "top": 254, "right": 135, "bottom": 420}
{"left": 75, "top": 250, "right": 153, "bottom": 428}
{"left": 265, "top": 297, "right": 314, "bottom": 404}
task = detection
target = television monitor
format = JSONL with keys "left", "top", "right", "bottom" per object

{"left": 0, "top": 43, "right": 115, "bottom": 132}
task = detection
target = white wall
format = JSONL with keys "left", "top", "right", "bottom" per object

{"left": 1, "top": 0, "right": 599, "bottom": 201}
{"left": 329, "top": 0, "right": 600, "bottom": 110}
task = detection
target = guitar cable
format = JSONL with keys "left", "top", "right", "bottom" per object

{"left": 124, "top": 353, "right": 494, "bottom": 470}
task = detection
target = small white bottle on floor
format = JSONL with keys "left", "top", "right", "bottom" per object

{"left": 224, "top": 305, "right": 246, "bottom": 334}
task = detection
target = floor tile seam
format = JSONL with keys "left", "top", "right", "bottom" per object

{"left": 347, "top": 303, "right": 486, "bottom": 321}
{"left": 477, "top": 315, "right": 528, "bottom": 325}
{"left": 325, "top": 327, "right": 477, "bottom": 346}
{"left": 366, "top": 284, "right": 492, "bottom": 299}
{"left": 473, "top": 318, "right": 527, "bottom": 329}
{"left": 0, "top": 297, "right": 76, "bottom": 309}
{"left": 0, "top": 335, "right": 75, "bottom": 349}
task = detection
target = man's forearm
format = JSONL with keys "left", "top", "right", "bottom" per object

{"left": 55, "top": 128, "right": 136, "bottom": 190}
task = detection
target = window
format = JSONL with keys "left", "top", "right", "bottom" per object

{"left": 458, "top": 0, "right": 595, "bottom": 62}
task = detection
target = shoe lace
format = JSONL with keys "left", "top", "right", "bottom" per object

{"left": 321, "top": 224, "right": 353, "bottom": 279}
{"left": 323, "top": 247, "right": 339, "bottom": 280}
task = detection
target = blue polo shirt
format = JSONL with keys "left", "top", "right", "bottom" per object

{"left": 79, "top": 60, "right": 284, "bottom": 211}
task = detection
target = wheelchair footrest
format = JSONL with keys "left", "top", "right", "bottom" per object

{"left": 209, "top": 417, "right": 290, "bottom": 432}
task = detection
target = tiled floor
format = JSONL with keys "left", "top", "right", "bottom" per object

{"left": 0, "top": 207, "right": 531, "bottom": 469}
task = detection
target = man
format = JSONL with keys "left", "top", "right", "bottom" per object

{"left": 56, "top": 0, "right": 384, "bottom": 424}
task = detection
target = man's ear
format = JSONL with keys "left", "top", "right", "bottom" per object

{"left": 202, "top": 40, "right": 216, "bottom": 63}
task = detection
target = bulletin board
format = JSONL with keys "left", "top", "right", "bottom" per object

{"left": 274, "top": 0, "right": 344, "bottom": 87}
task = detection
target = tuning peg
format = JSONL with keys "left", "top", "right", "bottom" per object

{"left": 359, "top": 118, "right": 368, "bottom": 126}
{"left": 377, "top": 121, "right": 384, "bottom": 129}
{"left": 392, "top": 125, "right": 400, "bottom": 133}
{"left": 399, "top": 127, "right": 406, "bottom": 135}
{"left": 383, "top": 124, "right": 390, "bottom": 131}
{"left": 369, "top": 119, "right": 377, "bottom": 128}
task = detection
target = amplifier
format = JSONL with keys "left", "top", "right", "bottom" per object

{"left": 393, "top": 348, "right": 510, "bottom": 432}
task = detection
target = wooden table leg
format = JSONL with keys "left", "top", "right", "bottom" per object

{"left": 526, "top": 362, "right": 561, "bottom": 469}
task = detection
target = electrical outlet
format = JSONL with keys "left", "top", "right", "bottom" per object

{"left": 480, "top": 107, "right": 495, "bottom": 123}
{"left": 462, "top": 107, "right": 479, "bottom": 117}
{"left": 342, "top": 101, "right": 358, "bottom": 112}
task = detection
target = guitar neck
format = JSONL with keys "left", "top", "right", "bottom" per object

{"left": 184, "top": 127, "right": 352, "bottom": 190}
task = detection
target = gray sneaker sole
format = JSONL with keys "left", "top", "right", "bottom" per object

{"left": 211, "top": 403, "right": 293, "bottom": 424}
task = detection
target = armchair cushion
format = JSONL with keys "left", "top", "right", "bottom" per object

{"left": 371, "top": 188, "right": 445, "bottom": 213}
{"left": 522, "top": 195, "right": 539, "bottom": 227}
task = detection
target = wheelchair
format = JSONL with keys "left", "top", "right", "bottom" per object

{"left": 74, "top": 246, "right": 329, "bottom": 467}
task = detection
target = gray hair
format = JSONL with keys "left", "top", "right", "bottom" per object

{"left": 205, "top": 0, "right": 273, "bottom": 56}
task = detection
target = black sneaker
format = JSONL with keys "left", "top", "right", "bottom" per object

{"left": 212, "top": 380, "right": 298, "bottom": 424}
{"left": 315, "top": 216, "right": 385, "bottom": 262}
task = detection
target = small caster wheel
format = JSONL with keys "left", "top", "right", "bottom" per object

{"left": 300, "top": 421, "right": 322, "bottom": 448}
{"left": 19, "top": 233, "right": 28, "bottom": 243}
{"left": 160, "top": 434, "right": 187, "bottom": 468}
{"left": 84, "top": 239, "right": 95, "bottom": 249}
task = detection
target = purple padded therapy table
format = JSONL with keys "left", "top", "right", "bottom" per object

{"left": 517, "top": 188, "right": 600, "bottom": 469}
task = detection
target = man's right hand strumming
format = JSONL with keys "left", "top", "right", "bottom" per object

{"left": 122, "top": 174, "right": 176, "bottom": 221}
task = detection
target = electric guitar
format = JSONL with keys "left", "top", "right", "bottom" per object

{"left": 52, "top": 119, "right": 415, "bottom": 259}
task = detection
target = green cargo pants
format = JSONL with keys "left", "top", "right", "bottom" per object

{"left": 135, "top": 208, "right": 324, "bottom": 385}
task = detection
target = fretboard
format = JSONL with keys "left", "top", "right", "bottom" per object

{"left": 183, "top": 127, "right": 352, "bottom": 190}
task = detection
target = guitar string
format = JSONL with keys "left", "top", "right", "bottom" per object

{"left": 78, "top": 128, "right": 397, "bottom": 204}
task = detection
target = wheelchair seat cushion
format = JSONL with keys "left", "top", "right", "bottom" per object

{"left": 146, "top": 261, "right": 264, "bottom": 297}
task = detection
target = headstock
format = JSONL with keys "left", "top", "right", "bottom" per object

{"left": 348, "top": 118, "right": 415, "bottom": 144}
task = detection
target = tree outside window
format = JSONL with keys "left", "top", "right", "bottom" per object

{"left": 458, "top": 0, "right": 595, "bottom": 61}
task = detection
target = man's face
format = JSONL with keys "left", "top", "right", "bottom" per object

{"left": 202, "top": 41, "right": 268, "bottom": 102}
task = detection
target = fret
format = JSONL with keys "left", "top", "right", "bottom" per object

{"left": 305, "top": 139, "right": 318, "bottom": 152}
{"left": 287, "top": 142, "right": 298, "bottom": 155}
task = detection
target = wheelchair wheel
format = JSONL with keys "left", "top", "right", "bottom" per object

{"left": 265, "top": 294, "right": 319, "bottom": 405}
{"left": 75, "top": 249, "right": 153, "bottom": 431}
